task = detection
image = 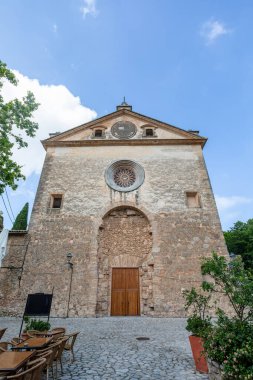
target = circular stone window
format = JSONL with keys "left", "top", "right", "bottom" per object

{"left": 105, "top": 160, "right": 145, "bottom": 192}
{"left": 111, "top": 121, "right": 137, "bottom": 139}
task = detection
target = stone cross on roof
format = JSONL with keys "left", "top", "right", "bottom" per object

{"left": 116, "top": 97, "right": 132, "bottom": 111}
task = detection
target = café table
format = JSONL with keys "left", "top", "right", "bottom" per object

{"left": 0, "top": 351, "right": 35, "bottom": 373}
{"left": 28, "top": 330, "right": 62, "bottom": 337}
{"left": 12, "top": 337, "right": 53, "bottom": 351}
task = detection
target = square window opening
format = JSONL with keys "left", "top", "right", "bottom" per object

{"left": 95, "top": 129, "right": 103, "bottom": 137}
{"left": 51, "top": 194, "right": 63, "bottom": 209}
{"left": 146, "top": 129, "right": 154, "bottom": 136}
{"left": 186, "top": 192, "right": 201, "bottom": 208}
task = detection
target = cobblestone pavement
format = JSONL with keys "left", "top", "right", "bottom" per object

{"left": 1, "top": 317, "right": 208, "bottom": 380}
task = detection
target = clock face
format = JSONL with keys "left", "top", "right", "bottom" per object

{"left": 111, "top": 121, "right": 137, "bottom": 139}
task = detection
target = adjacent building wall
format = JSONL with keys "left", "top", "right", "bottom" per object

{"left": 0, "top": 233, "right": 29, "bottom": 315}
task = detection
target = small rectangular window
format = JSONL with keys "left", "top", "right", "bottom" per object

{"left": 186, "top": 192, "right": 201, "bottom": 208}
{"left": 51, "top": 194, "right": 63, "bottom": 209}
{"left": 95, "top": 129, "right": 102, "bottom": 137}
{"left": 146, "top": 129, "right": 154, "bottom": 136}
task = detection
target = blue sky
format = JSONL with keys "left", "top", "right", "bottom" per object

{"left": 0, "top": 0, "right": 252, "bottom": 230}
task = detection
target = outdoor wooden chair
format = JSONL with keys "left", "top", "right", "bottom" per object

{"left": 30, "top": 350, "right": 53, "bottom": 380}
{"left": 53, "top": 337, "right": 69, "bottom": 378}
{"left": 6, "top": 357, "right": 46, "bottom": 380}
{"left": 26, "top": 330, "right": 41, "bottom": 338}
{"left": 0, "top": 341, "right": 14, "bottom": 351}
{"left": 64, "top": 331, "right": 80, "bottom": 362}
{"left": 38, "top": 339, "right": 63, "bottom": 379}
{"left": 10, "top": 338, "right": 24, "bottom": 345}
{"left": 51, "top": 327, "right": 65, "bottom": 335}
{"left": 50, "top": 328, "right": 66, "bottom": 342}
{"left": 0, "top": 328, "right": 7, "bottom": 340}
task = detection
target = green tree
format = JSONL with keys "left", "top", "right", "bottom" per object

{"left": 0, "top": 60, "right": 39, "bottom": 195}
{"left": 200, "top": 253, "right": 253, "bottom": 379}
{"left": 201, "top": 253, "right": 253, "bottom": 322}
{"left": 184, "top": 253, "right": 253, "bottom": 378}
{"left": 12, "top": 202, "right": 29, "bottom": 230}
{"left": 224, "top": 219, "right": 253, "bottom": 270}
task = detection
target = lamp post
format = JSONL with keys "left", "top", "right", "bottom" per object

{"left": 66, "top": 252, "right": 73, "bottom": 318}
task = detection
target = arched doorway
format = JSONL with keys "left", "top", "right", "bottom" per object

{"left": 96, "top": 207, "right": 153, "bottom": 316}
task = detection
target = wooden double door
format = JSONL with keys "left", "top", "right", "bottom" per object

{"left": 111, "top": 268, "right": 140, "bottom": 316}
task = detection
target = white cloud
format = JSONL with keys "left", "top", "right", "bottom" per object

{"left": 215, "top": 195, "right": 252, "bottom": 211}
{"left": 215, "top": 195, "right": 252, "bottom": 229}
{"left": 53, "top": 24, "right": 58, "bottom": 33}
{"left": 10, "top": 186, "right": 35, "bottom": 199}
{"left": 200, "top": 19, "right": 230, "bottom": 44}
{"left": 80, "top": 0, "right": 98, "bottom": 18}
{"left": 2, "top": 70, "right": 97, "bottom": 177}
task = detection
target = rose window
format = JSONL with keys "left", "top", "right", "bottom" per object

{"left": 113, "top": 168, "right": 136, "bottom": 188}
{"left": 111, "top": 121, "right": 137, "bottom": 139}
{"left": 105, "top": 160, "right": 145, "bottom": 192}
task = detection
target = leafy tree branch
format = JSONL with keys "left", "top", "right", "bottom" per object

{"left": 0, "top": 60, "right": 39, "bottom": 195}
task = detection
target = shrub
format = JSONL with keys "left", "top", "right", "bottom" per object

{"left": 24, "top": 316, "right": 51, "bottom": 332}
{"left": 184, "top": 252, "right": 253, "bottom": 379}
{"left": 183, "top": 287, "right": 212, "bottom": 338}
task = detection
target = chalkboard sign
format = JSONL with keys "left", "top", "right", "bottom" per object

{"left": 19, "top": 292, "right": 53, "bottom": 337}
{"left": 24, "top": 293, "right": 53, "bottom": 316}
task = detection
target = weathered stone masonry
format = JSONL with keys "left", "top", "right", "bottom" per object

{"left": 0, "top": 104, "right": 228, "bottom": 317}
{"left": 96, "top": 208, "right": 153, "bottom": 316}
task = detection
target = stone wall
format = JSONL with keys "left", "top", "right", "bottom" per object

{"left": 96, "top": 207, "right": 153, "bottom": 316}
{"left": 19, "top": 214, "right": 98, "bottom": 317}
{"left": 0, "top": 141, "right": 228, "bottom": 317}
{"left": 153, "top": 209, "right": 225, "bottom": 316}
{"left": 0, "top": 233, "right": 29, "bottom": 316}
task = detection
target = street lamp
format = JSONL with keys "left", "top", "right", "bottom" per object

{"left": 66, "top": 252, "right": 73, "bottom": 270}
{"left": 66, "top": 252, "right": 73, "bottom": 318}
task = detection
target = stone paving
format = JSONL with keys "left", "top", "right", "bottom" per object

{"left": 0, "top": 317, "right": 209, "bottom": 380}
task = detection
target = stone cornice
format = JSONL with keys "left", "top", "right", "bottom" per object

{"left": 42, "top": 138, "right": 207, "bottom": 149}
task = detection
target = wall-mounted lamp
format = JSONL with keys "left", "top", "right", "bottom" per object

{"left": 66, "top": 252, "right": 74, "bottom": 318}
{"left": 66, "top": 252, "right": 73, "bottom": 270}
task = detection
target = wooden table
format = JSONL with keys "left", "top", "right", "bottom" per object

{"left": 30, "top": 330, "right": 62, "bottom": 337}
{"left": 0, "top": 351, "right": 34, "bottom": 372}
{"left": 12, "top": 337, "right": 53, "bottom": 350}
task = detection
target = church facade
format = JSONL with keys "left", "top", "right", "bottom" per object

{"left": 0, "top": 102, "right": 228, "bottom": 317}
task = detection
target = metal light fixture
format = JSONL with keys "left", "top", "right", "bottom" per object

{"left": 66, "top": 252, "right": 73, "bottom": 318}
{"left": 66, "top": 252, "right": 73, "bottom": 270}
